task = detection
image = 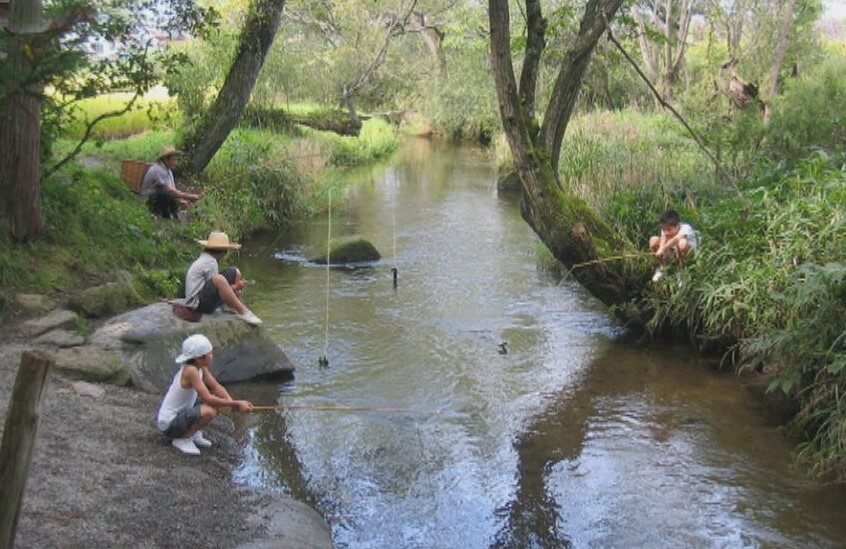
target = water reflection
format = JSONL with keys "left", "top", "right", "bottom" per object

{"left": 232, "top": 140, "right": 846, "bottom": 548}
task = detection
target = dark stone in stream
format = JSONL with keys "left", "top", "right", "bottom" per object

{"left": 84, "top": 302, "right": 294, "bottom": 392}
{"left": 310, "top": 235, "right": 381, "bottom": 264}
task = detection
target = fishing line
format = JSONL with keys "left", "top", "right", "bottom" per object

{"left": 251, "top": 403, "right": 442, "bottom": 416}
{"left": 319, "top": 189, "right": 331, "bottom": 367}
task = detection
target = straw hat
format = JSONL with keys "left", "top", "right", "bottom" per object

{"left": 196, "top": 231, "right": 241, "bottom": 250}
{"left": 157, "top": 145, "right": 183, "bottom": 160}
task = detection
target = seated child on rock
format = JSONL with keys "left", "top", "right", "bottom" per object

{"left": 184, "top": 231, "right": 262, "bottom": 326}
{"left": 649, "top": 209, "right": 698, "bottom": 282}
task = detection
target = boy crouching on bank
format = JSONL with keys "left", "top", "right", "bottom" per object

{"left": 649, "top": 209, "right": 698, "bottom": 282}
{"left": 156, "top": 334, "right": 254, "bottom": 455}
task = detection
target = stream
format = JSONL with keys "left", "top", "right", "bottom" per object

{"left": 233, "top": 139, "right": 846, "bottom": 548}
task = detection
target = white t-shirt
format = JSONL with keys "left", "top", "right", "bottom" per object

{"left": 663, "top": 222, "right": 698, "bottom": 250}
{"left": 156, "top": 367, "right": 202, "bottom": 431}
{"left": 184, "top": 252, "right": 219, "bottom": 308}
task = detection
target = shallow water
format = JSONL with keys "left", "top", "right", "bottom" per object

{"left": 233, "top": 140, "right": 846, "bottom": 548}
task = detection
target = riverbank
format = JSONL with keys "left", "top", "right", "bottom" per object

{"left": 0, "top": 319, "right": 332, "bottom": 548}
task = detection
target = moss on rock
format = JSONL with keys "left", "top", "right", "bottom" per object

{"left": 310, "top": 236, "right": 381, "bottom": 264}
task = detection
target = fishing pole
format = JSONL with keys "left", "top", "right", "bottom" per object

{"left": 250, "top": 404, "right": 443, "bottom": 416}
{"left": 568, "top": 252, "right": 652, "bottom": 271}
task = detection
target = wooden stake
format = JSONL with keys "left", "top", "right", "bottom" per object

{"left": 0, "top": 350, "right": 53, "bottom": 549}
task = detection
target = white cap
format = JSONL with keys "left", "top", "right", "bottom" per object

{"left": 175, "top": 334, "right": 213, "bottom": 364}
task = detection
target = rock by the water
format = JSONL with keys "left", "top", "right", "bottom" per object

{"left": 15, "top": 293, "right": 53, "bottom": 314}
{"left": 237, "top": 497, "right": 333, "bottom": 549}
{"left": 69, "top": 271, "right": 144, "bottom": 318}
{"left": 35, "top": 329, "right": 85, "bottom": 348}
{"left": 310, "top": 235, "right": 381, "bottom": 264}
{"left": 21, "top": 309, "right": 79, "bottom": 337}
{"left": 497, "top": 171, "right": 521, "bottom": 193}
{"left": 87, "top": 302, "right": 295, "bottom": 393}
{"left": 51, "top": 346, "right": 131, "bottom": 385}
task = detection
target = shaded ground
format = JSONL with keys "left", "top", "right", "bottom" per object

{"left": 0, "top": 329, "right": 326, "bottom": 549}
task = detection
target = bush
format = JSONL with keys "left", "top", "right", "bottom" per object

{"left": 644, "top": 154, "right": 846, "bottom": 478}
{"left": 765, "top": 56, "right": 846, "bottom": 160}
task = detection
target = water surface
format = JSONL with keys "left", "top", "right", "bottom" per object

{"left": 234, "top": 140, "right": 846, "bottom": 548}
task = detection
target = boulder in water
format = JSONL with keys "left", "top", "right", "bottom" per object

{"left": 86, "top": 302, "right": 294, "bottom": 392}
{"left": 310, "top": 235, "right": 381, "bottom": 264}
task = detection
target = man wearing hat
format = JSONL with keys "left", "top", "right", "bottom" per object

{"left": 141, "top": 145, "right": 200, "bottom": 219}
{"left": 184, "top": 231, "right": 262, "bottom": 326}
{"left": 156, "top": 334, "right": 254, "bottom": 455}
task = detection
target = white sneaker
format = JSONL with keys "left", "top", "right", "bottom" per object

{"left": 193, "top": 431, "right": 212, "bottom": 448}
{"left": 172, "top": 437, "right": 201, "bottom": 455}
{"left": 651, "top": 268, "right": 665, "bottom": 283}
{"left": 236, "top": 309, "right": 262, "bottom": 326}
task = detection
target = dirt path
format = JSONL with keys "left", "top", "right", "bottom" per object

{"left": 0, "top": 330, "right": 331, "bottom": 548}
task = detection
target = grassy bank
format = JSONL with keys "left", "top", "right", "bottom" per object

{"left": 1, "top": 112, "right": 400, "bottom": 309}
{"left": 517, "top": 59, "right": 846, "bottom": 479}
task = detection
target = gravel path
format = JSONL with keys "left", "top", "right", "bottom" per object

{"left": 0, "top": 333, "right": 322, "bottom": 549}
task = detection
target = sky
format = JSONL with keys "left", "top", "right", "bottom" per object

{"left": 825, "top": 0, "right": 846, "bottom": 19}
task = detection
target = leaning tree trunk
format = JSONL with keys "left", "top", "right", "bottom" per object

{"left": 181, "top": 0, "right": 287, "bottom": 177}
{"left": 0, "top": 0, "right": 46, "bottom": 241}
{"left": 762, "top": 0, "right": 797, "bottom": 123}
{"left": 489, "top": 0, "right": 646, "bottom": 308}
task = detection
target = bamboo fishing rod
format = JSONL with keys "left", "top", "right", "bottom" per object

{"left": 250, "top": 404, "right": 443, "bottom": 416}
{"left": 568, "top": 252, "right": 652, "bottom": 271}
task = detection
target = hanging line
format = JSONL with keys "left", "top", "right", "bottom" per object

{"left": 322, "top": 189, "right": 332, "bottom": 363}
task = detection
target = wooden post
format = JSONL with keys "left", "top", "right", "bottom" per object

{"left": 0, "top": 350, "right": 53, "bottom": 549}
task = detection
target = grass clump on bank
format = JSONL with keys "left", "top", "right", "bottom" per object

{"left": 0, "top": 112, "right": 399, "bottom": 309}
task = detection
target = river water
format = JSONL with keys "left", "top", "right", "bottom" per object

{"left": 234, "top": 140, "right": 846, "bottom": 548}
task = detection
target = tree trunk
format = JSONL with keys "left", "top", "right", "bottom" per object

{"left": 763, "top": 0, "right": 797, "bottom": 123}
{"left": 489, "top": 0, "right": 645, "bottom": 308}
{"left": 0, "top": 0, "right": 46, "bottom": 241}
{"left": 409, "top": 12, "right": 446, "bottom": 75}
{"left": 181, "top": 0, "right": 287, "bottom": 177}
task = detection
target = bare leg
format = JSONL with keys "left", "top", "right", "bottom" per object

{"left": 212, "top": 274, "right": 248, "bottom": 315}
{"left": 676, "top": 238, "right": 690, "bottom": 267}
{"left": 184, "top": 405, "right": 217, "bottom": 438}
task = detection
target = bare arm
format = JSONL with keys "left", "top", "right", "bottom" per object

{"left": 203, "top": 369, "right": 233, "bottom": 401}
{"left": 185, "top": 367, "right": 252, "bottom": 412}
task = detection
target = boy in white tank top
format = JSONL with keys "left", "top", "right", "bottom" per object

{"left": 156, "top": 334, "right": 254, "bottom": 455}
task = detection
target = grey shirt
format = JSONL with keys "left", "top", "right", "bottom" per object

{"left": 141, "top": 161, "right": 175, "bottom": 199}
{"left": 185, "top": 252, "right": 219, "bottom": 308}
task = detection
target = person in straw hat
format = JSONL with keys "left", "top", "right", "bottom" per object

{"left": 184, "top": 231, "right": 262, "bottom": 326}
{"left": 156, "top": 334, "right": 254, "bottom": 455}
{"left": 141, "top": 145, "right": 200, "bottom": 219}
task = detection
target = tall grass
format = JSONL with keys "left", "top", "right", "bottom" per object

{"left": 62, "top": 93, "right": 179, "bottom": 141}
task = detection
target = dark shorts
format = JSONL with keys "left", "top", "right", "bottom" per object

{"left": 162, "top": 402, "right": 202, "bottom": 439}
{"left": 195, "top": 267, "right": 239, "bottom": 314}
{"left": 147, "top": 187, "right": 179, "bottom": 219}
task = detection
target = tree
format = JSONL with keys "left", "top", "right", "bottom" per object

{"left": 489, "top": 0, "right": 646, "bottom": 308}
{"left": 632, "top": 0, "right": 698, "bottom": 103}
{"left": 0, "top": 0, "right": 48, "bottom": 241}
{"left": 762, "top": 0, "right": 797, "bottom": 121}
{"left": 0, "top": 0, "right": 213, "bottom": 242}
{"left": 180, "top": 0, "right": 287, "bottom": 177}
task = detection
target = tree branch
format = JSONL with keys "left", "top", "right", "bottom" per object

{"left": 518, "top": 0, "right": 546, "bottom": 124}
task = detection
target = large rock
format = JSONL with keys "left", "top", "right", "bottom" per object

{"left": 15, "top": 293, "right": 54, "bottom": 314}
{"left": 21, "top": 309, "right": 79, "bottom": 337}
{"left": 310, "top": 235, "right": 381, "bottom": 265}
{"left": 51, "top": 346, "right": 131, "bottom": 385}
{"left": 87, "top": 302, "right": 294, "bottom": 392}
{"left": 69, "top": 271, "right": 145, "bottom": 318}
{"left": 34, "top": 329, "right": 85, "bottom": 348}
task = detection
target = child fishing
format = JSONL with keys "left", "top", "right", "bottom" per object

{"left": 649, "top": 209, "right": 698, "bottom": 282}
